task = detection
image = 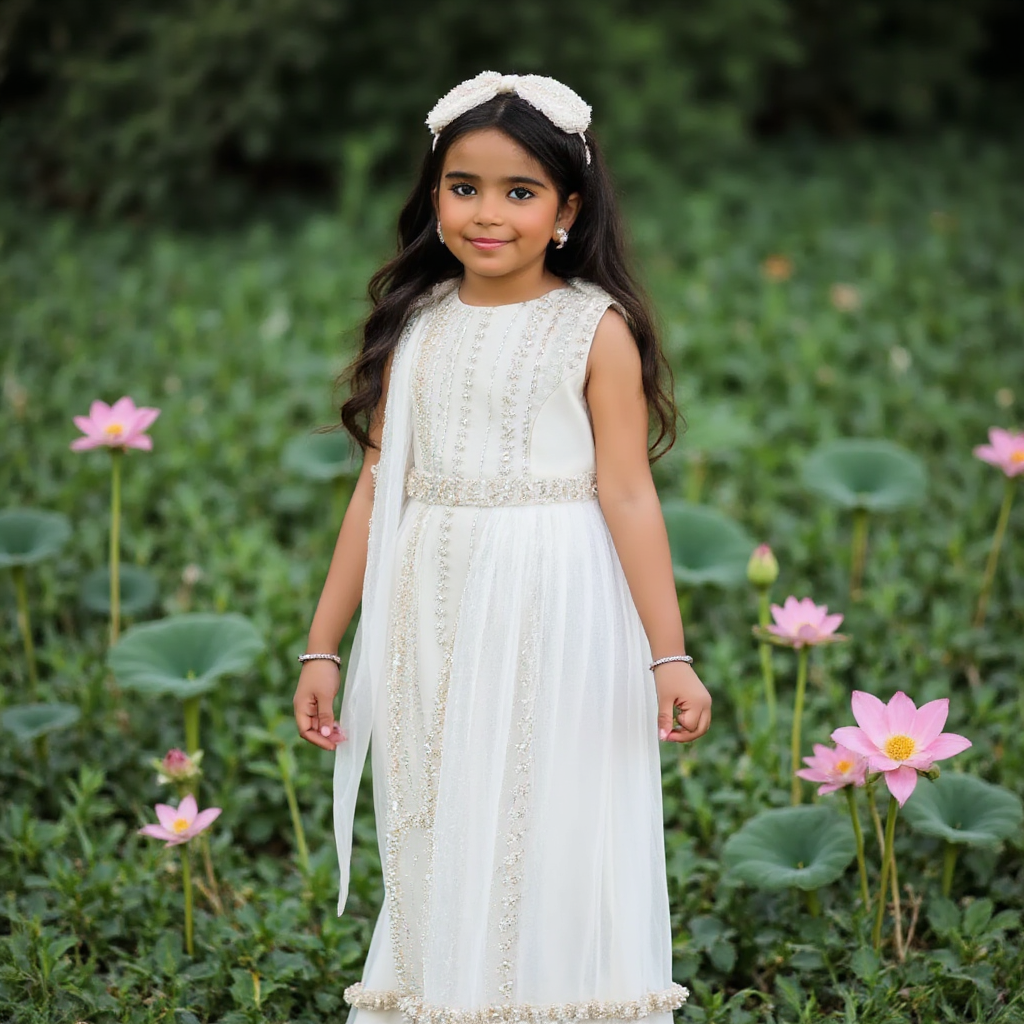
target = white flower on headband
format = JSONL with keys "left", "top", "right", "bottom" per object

{"left": 425, "top": 71, "right": 592, "bottom": 164}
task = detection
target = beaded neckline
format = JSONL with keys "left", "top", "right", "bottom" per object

{"left": 453, "top": 280, "right": 573, "bottom": 309}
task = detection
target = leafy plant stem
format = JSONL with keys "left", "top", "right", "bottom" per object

{"left": 872, "top": 796, "right": 899, "bottom": 953}
{"left": 845, "top": 785, "right": 870, "bottom": 908}
{"left": 803, "top": 888, "right": 820, "bottom": 917}
{"left": 109, "top": 448, "right": 122, "bottom": 646}
{"left": 685, "top": 453, "right": 706, "bottom": 503}
{"left": 11, "top": 565, "right": 38, "bottom": 697}
{"left": 757, "top": 589, "right": 777, "bottom": 733}
{"left": 278, "top": 745, "right": 310, "bottom": 874}
{"left": 183, "top": 696, "right": 201, "bottom": 755}
{"left": 850, "top": 507, "right": 869, "bottom": 600}
{"left": 974, "top": 477, "right": 1015, "bottom": 627}
{"left": 942, "top": 841, "right": 957, "bottom": 898}
{"left": 790, "top": 648, "right": 809, "bottom": 805}
{"left": 181, "top": 844, "right": 194, "bottom": 956}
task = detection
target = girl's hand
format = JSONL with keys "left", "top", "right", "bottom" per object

{"left": 656, "top": 663, "right": 712, "bottom": 743}
{"left": 293, "top": 661, "right": 347, "bottom": 751}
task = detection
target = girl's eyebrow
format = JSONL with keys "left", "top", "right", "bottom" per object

{"left": 444, "top": 170, "right": 548, "bottom": 189}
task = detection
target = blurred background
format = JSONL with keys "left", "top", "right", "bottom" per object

{"left": 2, "top": 0, "right": 1023, "bottom": 220}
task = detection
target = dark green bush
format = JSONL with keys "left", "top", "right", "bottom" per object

{"left": 1, "top": 0, "right": 1022, "bottom": 216}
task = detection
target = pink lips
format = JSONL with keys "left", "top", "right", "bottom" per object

{"left": 469, "top": 238, "right": 509, "bottom": 250}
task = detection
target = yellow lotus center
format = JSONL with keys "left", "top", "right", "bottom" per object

{"left": 884, "top": 735, "right": 915, "bottom": 761}
{"left": 172, "top": 817, "right": 190, "bottom": 833}
{"left": 104, "top": 423, "right": 124, "bottom": 436}
{"left": 835, "top": 759, "right": 853, "bottom": 774}
{"left": 1011, "top": 451, "right": 1024, "bottom": 464}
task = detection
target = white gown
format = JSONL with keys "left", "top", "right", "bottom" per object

{"left": 332, "top": 276, "right": 688, "bottom": 1024}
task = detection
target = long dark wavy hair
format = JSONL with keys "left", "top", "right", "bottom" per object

{"left": 337, "top": 92, "right": 678, "bottom": 460}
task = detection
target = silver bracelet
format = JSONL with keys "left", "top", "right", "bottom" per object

{"left": 649, "top": 654, "right": 693, "bottom": 671}
{"left": 298, "top": 652, "right": 342, "bottom": 668}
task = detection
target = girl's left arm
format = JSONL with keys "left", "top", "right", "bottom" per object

{"left": 586, "top": 308, "right": 712, "bottom": 743}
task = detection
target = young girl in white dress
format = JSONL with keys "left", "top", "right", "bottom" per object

{"left": 293, "top": 71, "right": 712, "bottom": 1024}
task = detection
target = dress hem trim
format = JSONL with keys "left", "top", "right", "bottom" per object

{"left": 343, "top": 982, "right": 690, "bottom": 1022}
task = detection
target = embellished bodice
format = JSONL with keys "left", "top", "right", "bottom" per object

{"left": 406, "top": 277, "right": 620, "bottom": 506}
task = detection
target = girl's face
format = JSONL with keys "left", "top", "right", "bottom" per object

{"left": 433, "top": 128, "right": 580, "bottom": 282}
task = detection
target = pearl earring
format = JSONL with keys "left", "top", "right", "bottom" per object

{"left": 555, "top": 227, "right": 569, "bottom": 249}
{"left": 436, "top": 221, "right": 445, "bottom": 245}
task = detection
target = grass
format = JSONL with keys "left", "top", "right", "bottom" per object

{"left": 1, "top": 136, "right": 1023, "bottom": 1022}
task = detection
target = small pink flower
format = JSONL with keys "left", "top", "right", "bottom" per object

{"left": 974, "top": 427, "right": 1024, "bottom": 478}
{"left": 796, "top": 742, "right": 867, "bottom": 795}
{"left": 138, "top": 794, "right": 221, "bottom": 847}
{"left": 71, "top": 396, "right": 161, "bottom": 452}
{"left": 747, "top": 544, "right": 779, "bottom": 588}
{"left": 766, "top": 596, "right": 845, "bottom": 648}
{"left": 151, "top": 747, "right": 203, "bottom": 785}
{"left": 832, "top": 690, "right": 972, "bottom": 806}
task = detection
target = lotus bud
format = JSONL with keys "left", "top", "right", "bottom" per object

{"left": 151, "top": 747, "right": 204, "bottom": 785}
{"left": 923, "top": 765, "right": 942, "bottom": 782}
{"left": 747, "top": 544, "right": 779, "bottom": 588}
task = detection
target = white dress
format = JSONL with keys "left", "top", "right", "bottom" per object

{"left": 332, "top": 276, "right": 688, "bottom": 1024}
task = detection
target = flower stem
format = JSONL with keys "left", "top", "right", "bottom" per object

{"left": 183, "top": 696, "right": 201, "bottom": 756}
{"left": 803, "top": 888, "right": 821, "bottom": 917}
{"left": 790, "top": 647, "right": 809, "bottom": 805}
{"left": 974, "top": 477, "right": 1016, "bottom": 628}
{"left": 181, "top": 844, "right": 194, "bottom": 956}
{"left": 11, "top": 566, "right": 39, "bottom": 697}
{"left": 850, "top": 507, "right": 869, "bottom": 600}
{"left": 942, "top": 841, "right": 958, "bottom": 898}
{"left": 757, "top": 590, "right": 777, "bottom": 733}
{"left": 845, "top": 785, "right": 871, "bottom": 908}
{"left": 278, "top": 745, "right": 310, "bottom": 875}
{"left": 872, "top": 796, "right": 899, "bottom": 953}
{"left": 685, "top": 453, "right": 707, "bottom": 504}
{"left": 109, "top": 448, "right": 122, "bottom": 646}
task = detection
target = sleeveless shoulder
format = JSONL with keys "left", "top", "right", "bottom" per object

{"left": 560, "top": 279, "right": 630, "bottom": 378}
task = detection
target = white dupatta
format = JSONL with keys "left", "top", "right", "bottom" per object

{"left": 331, "top": 292, "right": 441, "bottom": 915}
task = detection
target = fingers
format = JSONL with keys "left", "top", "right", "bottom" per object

{"left": 659, "top": 702, "right": 711, "bottom": 744}
{"left": 293, "top": 687, "right": 346, "bottom": 751}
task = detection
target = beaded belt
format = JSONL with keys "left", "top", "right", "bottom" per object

{"left": 405, "top": 466, "right": 598, "bottom": 507}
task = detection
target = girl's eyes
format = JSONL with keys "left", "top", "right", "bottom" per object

{"left": 449, "top": 184, "right": 535, "bottom": 201}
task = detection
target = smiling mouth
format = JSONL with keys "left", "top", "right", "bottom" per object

{"left": 469, "top": 238, "right": 510, "bottom": 248}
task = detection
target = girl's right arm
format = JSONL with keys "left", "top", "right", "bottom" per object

{"left": 292, "top": 354, "right": 393, "bottom": 751}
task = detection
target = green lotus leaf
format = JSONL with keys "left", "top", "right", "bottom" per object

{"left": 2, "top": 702, "right": 81, "bottom": 742}
{"left": 79, "top": 565, "right": 160, "bottom": 616}
{"left": 801, "top": 439, "right": 927, "bottom": 511}
{"left": 903, "top": 774, "right": 1023, "bottom": 846}
{"left": 107, "top": 612, "right": 265, "bottom": 698}
{"left": 723, "top": 805, "right": 856, "bottom": 891}
{"left": 281, "top": 431, "right": 361, "bottom": 481}
{"left": 676, "top": 400, "right": 757, "bottom": 459}
{"left": 0, "top": 509, "right": 72, "bottom": 568}
{"left": 661, "top": 500, "right": 755, "bottom": 588}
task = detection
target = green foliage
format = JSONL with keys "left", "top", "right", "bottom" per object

{"left": 723, "top": 805, "right": 856, "bottom": 890}
{"left": 662, "top": 501, "right": 755, "bottom": 588}
{"left": 801, "top": 439, "right": 928, "bottom": 511}
{"left": 0, "top": 509, "right": 71, "bottom": 567}
{"left": 79, "top": 564, "right": 159, "bottom": 616}
{"left": 1, "top": 702, "right": 81, "bottom": 742}
{"left": 3, "top": 0, "right": 1023, "bottom": 216}
{"left": 903, "top": 773, "right": 1023, "bottom": 847}
{"left": 108, "top": 613, "right": 265, "bottom": 698}
{"left": 2, "top": 140, "right": 1024, "bottom": 1020}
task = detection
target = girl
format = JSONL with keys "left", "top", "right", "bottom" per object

{"left": 293, "top": 71, "right": 712, "bottom": 1023}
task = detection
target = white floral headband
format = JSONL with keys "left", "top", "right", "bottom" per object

{"left": 425, "top": 70, "right": 592, "bottom": 165}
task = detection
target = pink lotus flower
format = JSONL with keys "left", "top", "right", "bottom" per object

{"left": 796, "top": 742, "right": 868, "bottom": 795}
{"left": 138, "top": 794, "right": 221, "bottom": 847}
{"left": 766, "top": 596, "right": 845, "bottom": 647}
{"left": 974, "top": 427, "right": 1024, "bottom": 478}
{"left": 832, "top": 691, "right": 972, "bottom": 806}
{"left": 71, "top": 396, "right": 161, "bottom": 451}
